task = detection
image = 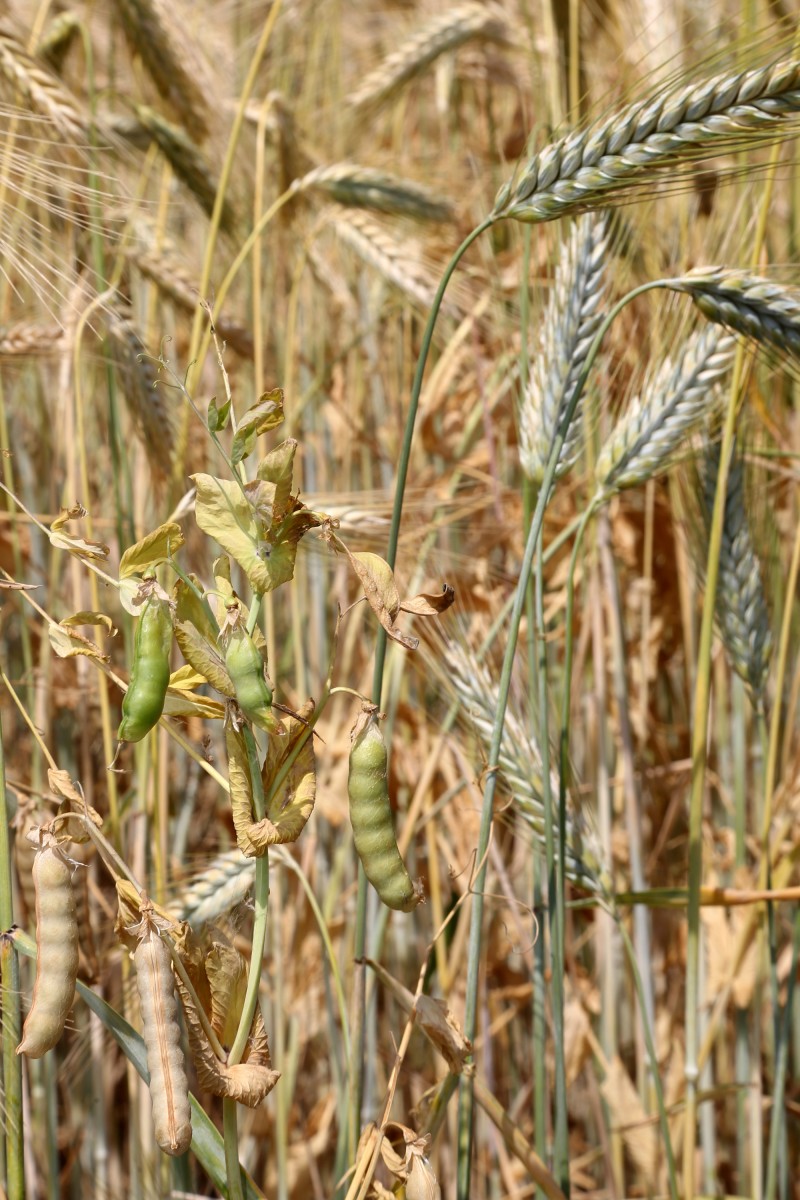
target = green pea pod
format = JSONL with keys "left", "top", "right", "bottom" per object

{"left": 348, "top": 708, "right": 422, "bottom": 913}
{"left": 118, "top": 593, "right": 172, "bottom": 743}
{"left": 225, "top": 625, "right": 281, "bottom": 734}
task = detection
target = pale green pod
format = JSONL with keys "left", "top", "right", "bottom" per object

{"left": 348, "top": 709, "right": 422, "bottom": 913}
{"left": 17, "top": 843, "right": 79, "bottom": 1058}
{"left": 134, "top": 911, "right": 192, "bottom": 1156}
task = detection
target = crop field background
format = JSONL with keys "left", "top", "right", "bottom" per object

{"left": 2, "top": 1, "right": 800, "bottom": 1198}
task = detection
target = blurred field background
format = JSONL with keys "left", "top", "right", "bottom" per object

{"left": 3, "top": 0, "right": 800, "bottom": 1197}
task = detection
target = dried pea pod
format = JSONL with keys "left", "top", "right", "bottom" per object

{"left": 348, "top": 707, "right": 422, "bottom": 913}
{"left": 133, "top": 904, "right": 192, "bottom": 1157}
{"left": 16, "top": 839, "right": 79, "bottom": 1058}
{"left": 118, "top": 590, "right": 172, "bottom": 743}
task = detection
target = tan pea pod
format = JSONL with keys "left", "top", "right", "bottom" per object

{"left": 16, "top": 843, "right": 79, "bottom": 1058}
{"left": 134, "top": 914, "right": 192, "bottom": 1156}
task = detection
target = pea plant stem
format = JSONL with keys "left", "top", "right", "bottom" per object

{"left": 0, "top": 712, "right": 25, "bottom": 1200}
{"left": 222, "top": 727, "right": 270, "bottom": 1200}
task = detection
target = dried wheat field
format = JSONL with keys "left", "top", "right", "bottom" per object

{"left": 1, "top": 1, "right": 800, "bottom": 1198}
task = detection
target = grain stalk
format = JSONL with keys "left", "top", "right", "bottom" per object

{"left": 683, "top": 121, "right": 787, "bottom": 1196}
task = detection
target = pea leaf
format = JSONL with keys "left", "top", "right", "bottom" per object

{"left": 48, "top": 623, "right": 109, "bottom": 662}
{"left": 257, "top": 439, "right": 297, "bottom": 521}
{"left": 61, "top": 611, "right": 115, "bottom": 634}
{"left": 49, "top": 505, "right": 110, "bottom": 562}
{"left": 174, "top": 620, "right": 235, "bottom": 698}
{"left": 399, "top": 583, "right": 455, "bottom": 616}
{"left": 119, "top": 522, "right": 185, "bottom": 579}
{"left": 334, "top": 541, "right": 418, "bottom": 650}
{"left": 207, "top": 395, "right": 230, "bottom": 432}
{"left": 227, "top": 706, "right": 316, "bottom": 856}
{"left": 230, "top": 389, "right": 284, "bottom": 466}
{"left": 174, "top": 577, "right": 219, "bottom": 644}
{"left": 192, "top": 473, "right": 271, "bottom": 594}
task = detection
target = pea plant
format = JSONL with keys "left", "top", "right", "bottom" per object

{"left": 7, "top": 353, "right": 454, "bottom": 1198}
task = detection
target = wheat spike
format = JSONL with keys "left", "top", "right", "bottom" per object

{"left": 329, "top": 209, "right": 442, "bottom": 312}
{"left": 443, "top": 642, "right": 608, "bottom": 893}
{"left": 671, "top": 267, "right": 800, "bottom": 358}
{"left": 130, "top": 106, "right": 237, "bottom": 233}
{"left": 0, "top": 321, "right": 63, "bottom": 356}
{"left": 348, "top": 2, "right": 509, "bottom": 115}
{"left": 107, "top": 311, "right": 176, "bottom": 480}
{"left": 0, "top": 22, "right": 88, "bottom": 143}
{"left": 296, "top": 163, "right": 454, "bottom": 223}
{"left": 495, "top": 55, "right": 800, "bottom": 223}
{"left": 37, "top": 11, "right": 81, "bottom": 74}
{"left": 129, "top": 243, "right": 254, "bottom": 358}
{"left": 595, "top": 327, "right": 736, "bottom": 497}
{"left": 177, "top": 851, "right": 255, "bottom": 927}
{"left": 519, "top": 213, "right": 610, "bottom": 484}
{"left": 113, "top": 0, "right": 212, "bottom": 141}
{"left": 700, "top": 442, "right": 772, "bottom": 701}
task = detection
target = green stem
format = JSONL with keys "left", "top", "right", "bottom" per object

{"left": 616, "top": 916, "right": 679, "bottom": 1199}
{"left": 222, "top": 1100, "right": 245, "bottom": 1200}
{"left": 764, "top": 910, "right": 800, "bottom": 1200}
{"left": 223, "top": 728, "right": 270, "bottom": 1198}
{"left": 0, "top": 713, "right": 24, "bottom": 1199}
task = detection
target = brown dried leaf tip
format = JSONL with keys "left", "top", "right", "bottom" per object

{"left": 380, "top": 1122, "right": 442, "bottom": 1200}
{"left": 174, "top": 924, "right": 280, "bottom": 1107}
{"left": 227, "top": 700, "right": 316, "bottom": 857}
{"left": 328, "top": 531, "right": 454, "bottom": 649}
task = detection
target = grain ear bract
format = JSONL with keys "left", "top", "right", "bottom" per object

{"left": 133, "top": 909, "right": 192, "bottom": 1156}
{"left": 16, "top": 842, "right": 79, "bottom": 1058}
{"left": 348, "top": 708, "right": 422, "bottom": 913}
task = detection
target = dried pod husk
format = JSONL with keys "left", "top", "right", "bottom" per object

{"left": 132, "top": 902, "right": 192, "bottom": 1156}
{"left": 366, "top": 958, "right": 471, "bottom": 1073}
{"left": 177, "top": 971, "right": 280, "bottom": 1106}
{"left": 205, "top": 937, "right": 247, "bottom": 1045}
{"left": 16, "top": 836, "right": 79, "bottom": 1058}
{"left": 380, "top": 1122, "right": 439, "bottom": 1199}
{"left": 227, "top": 701, "right": 316, "bottom": 856}
{"left": 405, "top": 1152, "right": 442, "bottom": 1200}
